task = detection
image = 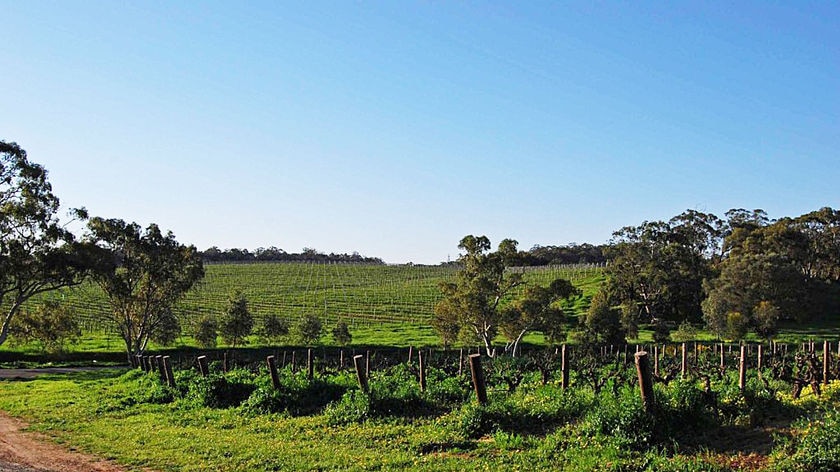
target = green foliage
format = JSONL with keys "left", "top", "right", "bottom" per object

{"left": 331, "top": 320, "right": 352, "bottom": 346}
{"left": 242, "top": 370, "right": 348, "bottom": 416}
{"left": 726, "top": 312, "right": 749, "bottom": 341}
{"left": 0, "top": 141, "right": 90, "bottom": 348}
{"left": 194, "top": 315, "right": 218, "bottom": 348}
{"left": 753, "top": 300, "right": 780, "bottom": 341}
{"left": 184, "top": 369, "right": 257, "bottom": 409}
{"left": 582, "top": 289, "right": 626, "bottom": 345}
{"left": 218, "top": 290, "right": 253, "bottom": 348}
{"left": 776, "top": 408, "right": 840, "bottom": 471}
{"left": 150, "top": 309, "right": 180, "bottom": 346}
{"left": 85, "top": 217, "right": 205, "bottom": 360}
{"left": 670, "top": 321, "right": 698, "bottom": 343}
{"left": 433, "top": 235, "right": 524, "bottom": 356}
{"left": 10, "top": 300, "right": 80, "bottom": 353}
{"left": 259, "top": 314, "right": 289, "bottom": 344}
{"left": 295, "top": 314, "right": 323, "bottom": 346}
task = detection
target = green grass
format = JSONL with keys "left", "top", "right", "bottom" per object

{"left": 2, "top": 364, "right": 839, "bottom": 471}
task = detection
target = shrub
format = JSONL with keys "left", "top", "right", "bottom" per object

{"left": 259, "top": 314, "right": 289, "bottom": 344}
{"left": 219, "top": 290, "right": 253, "bottom": 348}
{"left": 295, "top": 315, "right": 323, "bottom": 346}
{"left": 10, "top": 301, "right": 80, "bottom": 353}
{"left": 194, "top": 315, "right": 219, "bottom": 348}
{"left": 776, "top": 408, "right": 840, "bottom": 471}
{"left": 184, "top": 369, "right": 257, "bottom": 408}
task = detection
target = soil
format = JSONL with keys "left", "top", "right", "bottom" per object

{"left": 0, "top": 412, "right": 137, "bottom": 472}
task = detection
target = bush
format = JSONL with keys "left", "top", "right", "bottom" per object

{"left": 776, "top": 408, "right": 840, "bottom": 471}
{"left": 184, "top": 369, "right": 257, "bottom": 408}
{"left": 10, "top": 301, "right": 81, "bottom": 353}
{"left": 194, "top": 315, "right": 219, "bottom": 348}
{"left": 242, "top": 370, "right": 347, "bottom": 416}
{"left": 324, "top": 389, "right": 372, "bottom": 425}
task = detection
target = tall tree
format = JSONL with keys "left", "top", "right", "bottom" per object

{"left": 433, "top": 235, "right": 523, "bottom": 357}
{"left": 0, "top": 141, "right": 89, "bottom": 347}
{"left": 85, "top": 217, "right": 204, "bottom": 361}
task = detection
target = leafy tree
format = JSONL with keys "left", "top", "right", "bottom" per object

{"left": 219, "top": 290, "right": 254, "bottom": 348}
{"left": 752, "top": 300, "right": 780, "bottom": 342}
{"left": 295, "top": 315, "right": 323, "bottom": 346}
{"left": 605, "top": 213, "right": 714, "bottom": 334}
{"left": 150, "top": 309, "right": 180, "bottom": 346}
{"left": 10, "top": 300, "right": 80, "bottom": 353}
{"left": 0, "top": 141, "right": 90, "bottom": 347}
{"left": 670, "top": 321, "right": 698, "bottom": 343}
{"left": 500, "top": 278, "right": 579, "bottom": 355}
{"left": 581, "top": 289, "right": 626, "bottom": 345}
{"left": 85, "top": 217, "right": 205, "bottom": 361}
{"left": 194, "top": 315, "right": 218, "bottom": 348}
{"left": 433, "top": 235, "right": 523, "bottom": 357}
{"left": 725, "top": 312, "right": 749, "bottom": 341}
{"left": 430, "top": 306, "right": 459, "bottom": 350}
{"left": 259, "top": 314, "right": 290, "bottom": 344}
{"left": 331, "top": 320, "right": 352, "bottom": 346}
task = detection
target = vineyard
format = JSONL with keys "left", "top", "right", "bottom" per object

{"left": 34, "top": 262, "right": 605, "bottom": 334}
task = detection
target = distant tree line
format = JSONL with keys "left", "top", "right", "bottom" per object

{"left": 510, "top": 243, "right": 607, "bottom": 266}
{"left": 201, "top": 246, "right": 385, "bottom": 264}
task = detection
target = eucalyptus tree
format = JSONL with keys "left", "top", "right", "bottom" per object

{"left": 85, "top": 217, "right": 204, "bottom": 361}
{"left": 433, "top": 235, "right": 524, "bottom": 357}
{"left": 0, "top": 141, "right": 89, "bottom": 347}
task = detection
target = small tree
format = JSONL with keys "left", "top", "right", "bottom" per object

{"left": 583, "top": 289, "right": 626, "bottom": 345}
{"left": 752, "top": 300, "right": 780, "bottom": 342}
{"left": 500, "top": 278, "right": 579, "bottom": 355}
{"left": 150, "top": 309, "right": 180, "bottom": 346}
{"left": 259, "top": 314, "right": 290, "bottom": 344}
{"left": 332, "top": 320, "right": 352, "bottom": 346}
{"left": 195, "top": 316, "right": 218, "bottom": 349}
{"left": 219, "top": 290, "right": 253, "bottom": 348}
{"left": 296, "top": 315, "right": 322, "bottom": 346}
{"left": 725, "top": 312, "right": 749, "bottom": 341}
{"left": 10, "top": 300, "right": 80, "bottom": 353}
{"left": 670, "top": 321, "right": 698, "bottom": 343}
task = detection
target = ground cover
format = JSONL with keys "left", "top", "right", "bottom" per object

{"left": 1, "top": 348, "right": 839, "bottom": 471}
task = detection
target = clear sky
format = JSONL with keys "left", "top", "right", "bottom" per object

{"left": 2, "top": 2, "right": 838, "bottom": 264}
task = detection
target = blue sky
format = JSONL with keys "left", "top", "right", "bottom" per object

{"left": 2, "top": 2, "right": 838, "bottom": 263}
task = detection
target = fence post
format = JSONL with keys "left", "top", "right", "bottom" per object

{"left": 197, "top": 355, "right": 209, "bottom": 377}
{"left": 418, "top": 350, "right": 426, "bottom": 392}
{"left": 757, "top": 344, "right": 763, "bottom": 371}
{"left": 365, "top": 350, "right": 370, "bottom": 377}
{"left": 353, "top": 355, "right": 369, "bottom": 393}
{"left": 468, "top": 354, "right": 487, "bottom": 405}
{"left": 634, "top": 351, "right": 655, "bottom": 413}
{"left": 458, "top": 349, "right": 464, "bottom": 376}
{"left": 824, "top": 340, "right": 831, "bottom": 385}
{"left": 739, "top": 345, "right": 747, "bottom": 394}
{"left": 267, "top": 356, "right": 281, "bottom": 389}
{"left": 307, "top": 348, "right": 314, "bottom": 380}
{"left": 720, "top": 344, "right": 725, "bottom": 371}
{"left": 561, "top": 344, "right": 570, "bottom": 390}
{"left": 163, "top": 356, "right": 176, "bottom": 388}
{"left": 653, "top": 345, "right": 659, "bottom": 378}
{"left": 340, "top": 350, "right": 344, "bottom": 370}
{"left": 408, "top": 346, "right": 413, "bottom": 364}
{"left": 155, "top": 355, "right": 166, "bottom": 382}
{"left": 681, "top": 343, "right": 687, "bottom": 378}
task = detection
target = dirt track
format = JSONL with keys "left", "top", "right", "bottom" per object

{"left": 0, "top": 367, "right": 143, "bottom": 471}
{"left": 0, "top": 412, "right": 132, "bottom": 472}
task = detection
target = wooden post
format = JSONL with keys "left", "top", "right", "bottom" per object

{"left": 653, "top": 345, "right": 659, "bottom": 378}
{"left": 458, "top": 348, "right": 463, "bottom": 376}
{"left": 155, "top": 355, "right": 166, "bottom": 382}
{"left": 408, "top": 346, "right": 413, "bottom": 364}
{"left": 223, "top": 352, "right": 229, "bottom": 373}
{"left": 824, "top": 340, "right": 831, "bottom": 385}
{"left": 739, "top": 345, "right": 747, "bottom": 394}
{"left": 561, "top": 344, "right": 569, "bottom": 390}
{"left": 339, "top": 350, "right": 344, "bottom": 370}
{"left": 307, "top": 348, "right": 314, "bottom": 380}
{"left": 634, "top": 351, "right": 655, "bottom": 413}
{"left": 757, "top": 344, "right": 763, "bottom": 371}
{"left": 267, "top": 356, "right": 281, "bottom": 389}
{"left": 291, "top": 351, "right": 297, "bottom": 373}
{"left": 418, "top": 350, "right": 426, "bottom": 392}
{"left": 197, "top": 355, "right": 209, "bottom": 377}
{"left": 353, "top": 355, "right": 369, "bottom": 393}
{"left": 468, "top": 354, "right": 487, "bottom": 405}
{"left": 681, "top": 343, "right": 687, "bottom": 378}
{"left": 365, "top": 350, "right": 370, "bottom": 377}
{"left": 282, "top": 351, "right": 287, "bottom": 367}
{"left": 720, "top": 344, "right": 725, "bottom": 370}
{"left": 163, "top": 356, "right": 176, "bottom": 388}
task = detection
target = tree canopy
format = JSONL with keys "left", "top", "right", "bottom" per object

{"left": 85, "top": 217, "right": 205, "bottom": 361}
{"left": 0, "top": 141, "right": 90, "bottom": 347}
